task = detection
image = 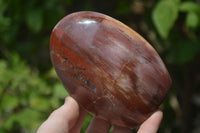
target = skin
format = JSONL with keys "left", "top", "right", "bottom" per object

{"left": 37, "top": 96, "right": 163, "bottom": 133}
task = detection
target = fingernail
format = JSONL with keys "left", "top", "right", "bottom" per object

{"left": 65, "top": 96, "right": 70, "bottom": 104}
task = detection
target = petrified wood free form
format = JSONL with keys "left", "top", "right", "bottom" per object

{"left": 50, "top": 11, "right": 171, "bottom": 128}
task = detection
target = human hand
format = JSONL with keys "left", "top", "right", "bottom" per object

{"left": 36, "top": 96, "right": 163, "bottom": 133}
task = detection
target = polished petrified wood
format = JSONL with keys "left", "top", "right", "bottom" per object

{"left": 50, "top": 11, "right": 171, "bottom": 128}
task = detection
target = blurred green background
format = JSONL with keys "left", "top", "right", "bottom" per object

{"left": 0, "top": 0, "right": 200, "bottom": 132}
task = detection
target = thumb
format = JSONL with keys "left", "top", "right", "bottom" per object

{"left": 37, "top": 96, "right": 80, "bottom": 133}
{"left": 137, "top": 110, "right": 163, "bottom": 133}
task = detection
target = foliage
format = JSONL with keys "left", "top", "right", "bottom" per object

{"left": 0, "top": 0, "right": 200, "bottom": 133}
{"left": 152, "top": 0, "right": 180, "bottom": 39}
{"left": 152, "top": 0, "right": 200, "bottom": 39}
{"left": 0, "top": 54, "right": 65, "bottom": 132}
{"left": 0, "top": 54, "right": 93, "bottom": 133}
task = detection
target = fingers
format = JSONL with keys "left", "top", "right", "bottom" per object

{"left": 137, "top": 110, "right": 163, "bottom": 133}
{"left": 37, "top": 96, "right": 84, "bottom": 133}
{"left": 86, "top": 117, "right": 111, "bottom": 133}
{"left": 69, "top": 106, "right": 87, "bottom": 133}
{"left": 112, "top": 126, "right": 132, "bottom": 133}
{"left": 37, "top": 97, "right": 163, "bottom": 133}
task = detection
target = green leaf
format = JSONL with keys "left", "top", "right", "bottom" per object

{"left": 30, "top": 96, "right": 51, "bottom": 111}
{"left": 186, "top": 12, "right": 199, "bottom": 28}
{"left": 46, "top": 68, "right": 59, "bottom": 79}
{"left": 81, "top": 114, "right": 92, "bottom": 132}
{"left": 50, "top": 83, "right": 68, "bottom": 108}
{"left": 179, "top": 1, "right": 200, "bottom": 13}
{"left": 53, "top": 83, "right": 68, "bottom": 99}
{"left": 50, "top": 96, "right": 61, "bottom": 108}
{"left": 1, "top": 94, "right": 19, "bottom": 111}
{"left": 2, "top": 109, "right": 42, "bottom": 132}
{"left": 0, "top": 60, "right": 9, "bottom": 86}
{"left": 109, "top": 126, "right": 114, "bottom": 133}
{"left": 16, "top": 109, "right": 42, "bottom": 131}
{"left": 152, "top": 0, "right": 179, "bottom": 38}
{"left": 25, "top": 9, "right": 43, "bottom": 32}
{"left": 3, "top": 113, "right": 19, "bottom": 130}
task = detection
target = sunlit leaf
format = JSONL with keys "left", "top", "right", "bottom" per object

{"left": 179, "top": 1, "right": 200, "bottom": 13}
{"left": 186, "top": 12, "right": 199, "bottom": 29}
{"left": 53, "top": 83, "right": 68, "bottom": 98}
{"left": 152, "top": 0, "right": 179, "bottom": 38}
{"left": 45, "top": 68, "right": 59, "bottom": 79}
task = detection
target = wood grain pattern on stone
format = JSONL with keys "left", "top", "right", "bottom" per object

{"left": 50, "top": 11, "right": 171, "bottom": 128}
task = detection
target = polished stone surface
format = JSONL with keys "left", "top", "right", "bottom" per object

{"left": 50, "top": 11, "right": 171, "bottom": 128}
